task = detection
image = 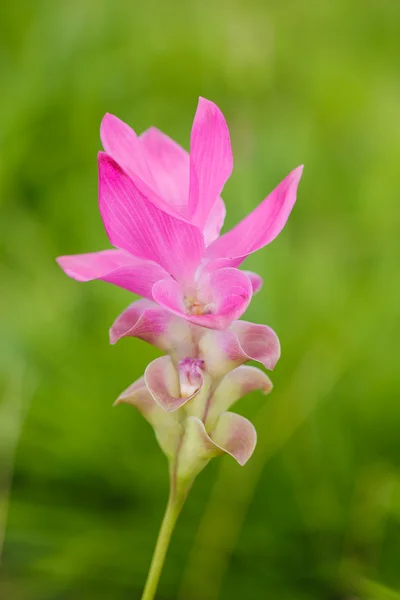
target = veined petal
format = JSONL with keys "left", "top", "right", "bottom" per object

{"left": 209, "top": 412, "right": 257, "bottom": 466}
{"left": 243, "top": 271, "right": 263, "bottom": 294}
{"left": 199, "top": 320, "right": 280, "bottom": 378}
{"left": 98, "top": 153, "right": 205, "bottom": 282}
{"left": 207, "top": 166, "right": 303, "bottom": 266}
{"left": 109, "top": 299, "right": 194, "bottom": 358}
{"left": 152, "top": 268, "right": 252, "bottom": 330}
{"left": 101, "top": 113, "right": 159, "bottom": 193}
{"left": 188, "top": 98, "right": 233, "bottom": 229}
{"left": 139, "top": 127, "right": 189, "bottom": 214}
{"left": 145, "top": 356, "right": 207, "bottom": 412}
{"left": 114, "top": 376, "right": 182, "bottom": 459}
{"left": 56, "top": 250, "right": 168, "bottom": 299}
{"left": 205, "top": 365, "right": 272, "bottom": 428}
{"left": 203, "top": 196, "right": 226, "bottom": 246}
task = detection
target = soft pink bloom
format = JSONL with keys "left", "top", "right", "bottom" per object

{"left": 57, "top": 98, "right": 302, "bottom": 329}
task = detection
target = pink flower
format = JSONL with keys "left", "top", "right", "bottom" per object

{"left": 57, "top": 98, "right": 303, "bottom": 329}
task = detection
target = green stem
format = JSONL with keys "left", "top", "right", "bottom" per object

{"left": 141, "top": 478, "right": 187, "bottom": 600}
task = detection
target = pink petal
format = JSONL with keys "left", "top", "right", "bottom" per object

{"left": 210, "top": 412, "right": 257, "bottom": 466}
{"left": 101, "top": 113, "right": 158, "bottom": 193}
{"left": 109, "top": 300, "right": 194, "bottom": 358}
{"left": 205, "top": 365, "right": 272, "bottom": 428}
{"left": 114, "top": 376, "right": 182, "bottom": 459}
{"left": 139, "top": 127, "right": 190, "bottom": 215}
{"left": 145, "top": 356, "right": 207, "bottom": 412}
{"left": 243, "top": 271, "right": 263, "bottom": 294}
{"left": 199, "top": 320, "right": 280, "bottom": 378}
{"left": 203, "top": 196, "right": 226, "bottom": 246}
{"left": 56, "top": 250, "right": 169, "bottom": 299}
{"left": 188, "top": 98, "right": 233, "bottom": 229}
{"left": 152, "top": 268, "right": 252, "bottom": 330}
{"left": 98, "top": 153, "right": 205, "bottom": 283}
{"left": 207, "top": 166, "right": 303, "bottom": 266}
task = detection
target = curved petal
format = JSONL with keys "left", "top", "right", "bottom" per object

{"left": 139, "top": 127, "right": 189, "bottom": 214}
{"left": 207, "top": 166, "right": 303, "bottom": 266}
{"left": 231, "top": 320, "right": 281, "bottom": 370}
{"left": 177, "top": 414, "right": 256, "bottom": 483}
{"left": 145, "top": 356, "right": 206, "bottom": 412}
{"left": 114, "top": 376, "right": 182, "bottom": 459}
{"left": 203, "top": 196, "right": 226, "bottom": 246}
{"left": 98, "top": 153, "right": 205, "bottom": 283}
{"left": 152, "top": 268, "right": 252, "bottom": 330}
{"left": 57, "top": 250, "right": 169, "bottom": 299}
{"left": 210, "top": 412, "right": 257, "bottom": 466}
{"left": 243, "top": 270, "right": 263, "bottom": 294}
{"left": 109, "top": 299, "right": 194, "bottom": 359}
{"left": 205, "top": 366, "right": 272, "bottom": 428}
{"left": 188, "top": 98, "right": 233, "bottom": 228}
{"left": 199, "top": 320, "right": 280, "bottom": 378}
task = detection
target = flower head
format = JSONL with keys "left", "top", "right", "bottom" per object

{"left": 57, "top": 98, "right": 303, "bottom": 330}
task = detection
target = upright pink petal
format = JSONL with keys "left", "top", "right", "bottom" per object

{"left": 152, "top": 268, "right": 252, "bottom": 330}
{"left": 188, "top": 98, "right": 233, "bottom": 229}
{"left": 139, "top": 127, "right": 190, "bottom": 214}
{"left": 109, "top": 300, "right": 194, "bottom": 359}
{"left": 207, "top": 166, "right": 303, "bottom": 266}
{"left": 56, "top": 250, "right": 168, "bottom": 299}
{"left": 101, "top": 113, "right": 158, "bottom": 192}
{"left": 205, "top": 366, "right": 272, "bottom": 428}
{"left": 98, "top": 153, "right": 205, "bottom": 283}
{"left": 203, "top": 196, "right": 226, "bottom": 246}
{"left": 145, "top": 356, "right": 208, "bottom": 412}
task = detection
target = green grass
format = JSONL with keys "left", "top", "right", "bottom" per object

{"left": 1, "top": 1, "right": 400, "bottom": 598}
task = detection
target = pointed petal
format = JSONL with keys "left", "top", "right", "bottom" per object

{"left": 203, "top": 196, "right": 226, "bottom": 246}
{"left": 114, "top": 376, "right": 182, "bottom": 459}
{"left": 188, "top": 98, "right": 233, "bottom": 228}
{"left": 243, "top": 271, "right": 263, "bottom": 294}
{"left": 139, "top": 127, "right": 190, "bottom": 214}
{"left": 207, "top": 166, "right": 303, "bottom": 266}
{"left": 98, "top": 153, "right": 205, "bottom": 282}
{"left": 210, "top": 412, "right": 257, "bottom": 466}
{"left": 109, "top": 299, "right": 194, "bottom": 359}
{"left": 205, "top": 366, "right": 272, "bottom": 428}
{"left": 152, "top": 268, "right": 252, "bottom": 330}
{"left": 56, "top": 250, "right": 169, "bottom": 299}
{"left": 101, "top": 113, "right": 158, "bottom": 191}
{"left": 199, "top": 320, "right": 280, "bottom": 378}
{"left": 145, "top": 356, "right": 206, "bottom": 412}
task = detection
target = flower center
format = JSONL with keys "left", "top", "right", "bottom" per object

{"left": 178, "top": 358, "right": 204, "bottom": 398}
{"left": 184, "top": 295, "right": 214, "bottom": 316}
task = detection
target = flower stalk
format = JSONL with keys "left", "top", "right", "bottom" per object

{"left": 141, "top": 471, "right": 188, "bottom": 600}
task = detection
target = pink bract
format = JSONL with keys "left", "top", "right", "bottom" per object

{"left": 57, "top": 97, "right": 303, "bottom": 329}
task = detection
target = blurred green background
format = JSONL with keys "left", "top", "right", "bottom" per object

{"left": 1, "top": 0, "right": 400, "bottom": 598}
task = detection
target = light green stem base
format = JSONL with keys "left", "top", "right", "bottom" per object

{"left": 141, "top": 483, "right": 187, "bottom": 600}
